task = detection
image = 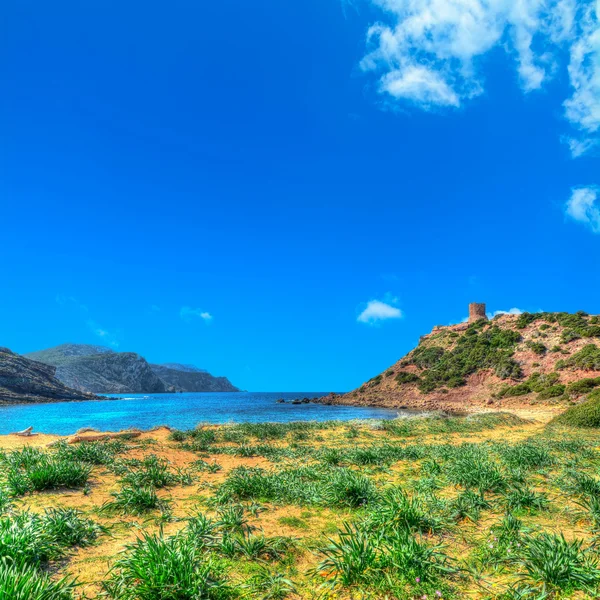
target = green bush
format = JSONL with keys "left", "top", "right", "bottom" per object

{"left": 552, "top": 391, "right": 600, "bottom": 428}
{"left": 561, "top": 329, "right": 581, "bottom": 344}
{"left": 566, "top": 345, "right": 600, "bottom": 371}
{"left": 411, "top": 346, "right": 445, "bottom": 369}
{"left": 527, "top": 341, "right": 547, "bottom": 355}
{"left": 395, "top": 372, "right": 421, "bottom": 385}
{"left": 537, "top": 384, "right": 566, "bottom": 400}
{"left": 497, "top": 383, "right": 532, "bottom": 398}
{"left": 567, "top": 377, "right": 600, "bottom": 396}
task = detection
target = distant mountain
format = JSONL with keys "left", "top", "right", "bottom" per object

{"left": 150, "top": 364, "right": 239, "bottom": 392}
{"left": 26, "top": 343, "right": 115, "bottom": 365}
{"left": 160, "top": 363, "right": 207, "bottom": 373}
{"left": 25, "top": 344, "right": 239, "bottom": 394}
{"left": 25, "top": 345, "right": 166, "bottom": 394}
{"left": 0, "top": 347, "right": 98, "bottom": 404}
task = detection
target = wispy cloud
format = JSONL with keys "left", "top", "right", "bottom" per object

{"left": 180, "top": 306, "right": 214, "bottom": 323}
{"left": 357, "top": 299, "right": 403, "bottom": 325}
{"left": 55, "top": 295, "right": 120, "bottom": 346}
{"left": 86, "top": 320, "right": 120, "bottom": 347}
{"left": 360, "top": 0, "right": 599, "bottom": 156}
{"left": 565, "top": 186, "right": 600, "bottom": 232}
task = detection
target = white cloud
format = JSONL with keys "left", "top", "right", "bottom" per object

{"left": 489, "top": 307, "right": 524, "bottom": 318}
{"left": 357, "top": 299, "right": 403, "bottom": 324}
{"left": 380, "top": 65, "right": 460, "bottom": 107}
{"left": 565, "top": 186, "right": 600, "bottom": 232}
{"left": 562, "top": 135, "right": 599, "bottom": 157}
{"left": 360, "top": 0, "right": 600, "bottom": 155}
{"left": 180, "top": 306, "right": 214, "bottom": 323}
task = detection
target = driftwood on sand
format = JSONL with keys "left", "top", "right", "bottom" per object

{"left": 11, "top": 426, "right": 38, "bottom": 437}
{"left": 66, "top": 431, "right": 141, "bottom": 444}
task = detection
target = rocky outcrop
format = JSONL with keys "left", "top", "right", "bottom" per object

{"left": 150, "top": 363, "right": 239, "bottom": 392}
{"left": 0, "top": 347, "right": 99, "bottom": 404}
{"left": 26, "top": 345, "right": 167, "bottom": 394}
{"left": 25, "top": 344, "right": 239, "bottom": 394}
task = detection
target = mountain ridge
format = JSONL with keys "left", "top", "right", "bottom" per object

{"left": 25, "top": 344, "right": 239, "bottom": 394}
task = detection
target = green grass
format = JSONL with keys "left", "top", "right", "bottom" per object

{"left": 103, "top": 531, "right": 236, "bottom": 600}
{"left": 102, "top": 486, "right": 168, "bottom": 516}
{"left": 7, "top": 412, "right": 600, "bottom": 599}
{"left": 0, "top": 560, "right": 76, "bottom": 600}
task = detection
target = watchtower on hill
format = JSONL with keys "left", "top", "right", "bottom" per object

{"left": 468, "top": 303, "right": 488, "bottom": 323}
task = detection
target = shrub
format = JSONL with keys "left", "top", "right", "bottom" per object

{"left": 568, "top": 377, "right": 600, "bottom": 396}
{"left": 527, "top": 341, "right": 547, "bottom": 355}
{"left": 537, "top": 384, "right": 566, "bottom": 400}
{"left": 411, "top": 346, "right": 445, "bottom": 369}
{"left": 516, "top": 313, "right": 541, "bottom": 329}
{"left": 552, "top": 391, "right": 600, "bottom": 428}
{"left": 395, "top": 371, "right": 421, "bottom": 385}
{"left": 566, "top": 344, "right": 600, "bottom": 370}
{"left": 561, "top": 329, "right": 581, "bottom": 344}
{"left": 497, "top": 383, "right": 532, "bottom": 398}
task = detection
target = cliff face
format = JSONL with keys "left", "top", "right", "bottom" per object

{"left": 26, "top": 346, "right": 167, "bottom": 394}
{"left": 0, "top": 347, "right": 99, "bottom": 404}
{"left": 25, "top": 345, "right": 239, "bottom": 394}
{"left": 328, "top": 311, "right": 600, "bottom": 412}
{"left": 150, "top": 364, "right": 239, "bottom": 392}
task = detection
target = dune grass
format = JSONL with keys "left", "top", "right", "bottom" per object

{"left": 2, "top": 412, "right": 600, "bottom": 598}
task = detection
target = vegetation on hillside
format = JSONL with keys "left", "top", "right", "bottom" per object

{"left": 356, "top": 311, "right": 600, "bottom": 404}
{"left": 406, "top": 322, "right": 523, "bottom": 392}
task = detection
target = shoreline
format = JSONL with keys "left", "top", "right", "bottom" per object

{"left": 0, "top": 405, "right": 559, "bottom": 441}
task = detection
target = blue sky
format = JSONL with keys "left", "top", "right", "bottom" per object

{"left": 1, "top": 0, "right": 599, "bottom": 391}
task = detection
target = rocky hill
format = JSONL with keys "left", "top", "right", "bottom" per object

{"left": 25, "top": 344, "right": 238, "bottom": 394}
{"left": 0, "top": 347, "right": 99, "bottom": 404}
{"left": 324, "top": 307, "right": 600, "bottom": 412}
{"left": 150, "top": 363, "right": 239, "bottom": 392}
{"left": 25, "top": 345, "right": 167, "bottom": 394}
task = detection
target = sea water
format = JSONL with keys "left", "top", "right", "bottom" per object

{"left": 0, "top": 391, "right": 409, "bottom": 435}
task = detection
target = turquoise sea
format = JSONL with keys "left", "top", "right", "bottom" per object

{"left": 0, "top": 392, "right": 406, "bottom": 435}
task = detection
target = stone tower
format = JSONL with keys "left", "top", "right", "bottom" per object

{"left": 468, "top": 302, "right": 488, "bottom": 323}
